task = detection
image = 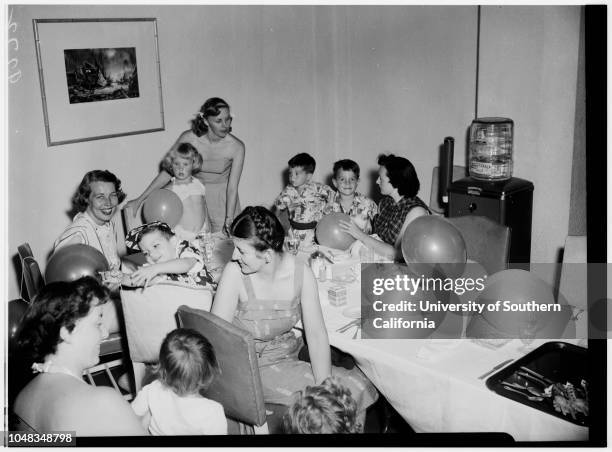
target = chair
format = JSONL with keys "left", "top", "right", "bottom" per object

{"left": 429, "top": 165, "right": 466, "bottom": 215}
{"left": 447, "top": 215, "right": 510, "bottom": 275}
{"left": 121, "top": 204, "right": 143, "bottom": 251}
{"left": 176, "top": 305, "right": 278, "bottom": 434}
{"left": 17, "top": 243, "right": 45, "bottom": 302}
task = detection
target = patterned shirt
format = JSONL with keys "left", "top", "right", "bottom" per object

{"left": 158, "top": 240, "right": 215, "bottom": 289}
{"left": 274, "top": 181, "right": 334, "bottom": 226}
{"left": 325, "top": 192, "right": 378, "bottom": 234}
{"left": 373, "top": 195, "right": 431, "bottom": 245}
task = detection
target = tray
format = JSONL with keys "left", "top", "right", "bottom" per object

{"left": 485, "top": 342, "right": 588, "bottom": 426}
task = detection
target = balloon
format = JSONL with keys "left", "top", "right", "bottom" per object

{"left": 401, "top": 215, "right": 467, "bottom": 279}
{"left": 45, "top": 244, "right": 109, "bottom": 283}
{"left": 8, "top": 299, "right": 29, "bottom": 343}
{"left": 466, "top": 269, "right": 570, "bottom": 339}
{"left": 142, "top": 189, "right": 183, "bottom": 227}
{"left": 315, "top": 213, "right": 355, "bottom": 251}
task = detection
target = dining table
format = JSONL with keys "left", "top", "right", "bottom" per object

{"left": 293, "top": 243, "right": 589, "bottom": 442}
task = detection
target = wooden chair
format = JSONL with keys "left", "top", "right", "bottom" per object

{"left": 176, "top": 305, "right": 285, "bottom": 434}
{"left": 447, "top": 215, "right": 510, "bottom": 275}
{"left": 17, "top": 243, "right": 45, "bottom": 302}
{"left": 429, "top": 165, "right": 466, "bottom": 215}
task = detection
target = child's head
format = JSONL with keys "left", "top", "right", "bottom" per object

{"left": 332, "top": 159, "right": 360, "bottom": 197}
{"left": 125, "top": 221, "right": 176, "bottom": 264}
{"left": 155, "top": 328, "right": 219, "bottom": 397}
{"left": 160, "top": 143, "right": 204, "bottom": 181}
{"left": 287, "top": 153, "right": 316, "bottom": 188}
{"left": 282, "top": 377, "right": 361, "bottom": 434}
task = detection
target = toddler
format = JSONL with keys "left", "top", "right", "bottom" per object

{"left": 125, "top": 221, "right": 214, "bottom": 289}
{"left": 131, "top": 328, "right": 228, "bottom": 435}
{"left": 325, "top": 159, "right": 378, "bottom": 234}
{"left": 282, "top": 377, "right": 361, "bottom": 434}
{"left": 161, "top": 142, "right": 212, "bottom": 242}
{"left": 273, "top": 153, "right": 334, "bottom": 248}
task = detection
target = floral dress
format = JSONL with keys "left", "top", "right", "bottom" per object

{"left": 233, "top": 260, "right": 378, "bottom": 414}
{"left": 158, "top": 240, "right": 216, "bottom": 290}
{"left": 325, "top": 192, "right": 378, "bottom": 234}
{"left": 274, "top": 181, "right": 334, "bottom": 248}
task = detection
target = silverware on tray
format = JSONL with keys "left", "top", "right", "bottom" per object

{"left": 519, "top": 366, "right": 554, "bottom": 385}
{"left": 478, "top": 358, "right": 514, "bottom": 380}
{"left": 502, "top": 385, "right": 544, "bottom": 402}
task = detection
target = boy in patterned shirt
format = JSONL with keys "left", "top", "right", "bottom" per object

{"left": 325, "top": 159, "right": 378, "bottom": 234}
{"left": 274, "top": 153, "right": 334, "bottom": 249}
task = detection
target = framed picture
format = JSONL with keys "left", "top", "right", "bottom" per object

{"left": 33, "top": 18, "right": 165, "bottom": 146}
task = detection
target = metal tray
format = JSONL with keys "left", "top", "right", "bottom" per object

{"left": 486, "top": 342, "right": 588, "bottom": 426}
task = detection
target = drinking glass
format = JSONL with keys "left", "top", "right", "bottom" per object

{"left": 285, "top": 235, "right": 299, "bottom": 255}
{"left": 517, "top": 315, "right": 539, "bottom": 353}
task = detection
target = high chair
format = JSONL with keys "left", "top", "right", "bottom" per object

{"left": 176, "top": 305, "right": 286, "bottom": 434}
{"left": 17, "top": 243, "right": 45, "bottom": 302}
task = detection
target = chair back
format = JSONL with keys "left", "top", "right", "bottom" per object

{"left": 17, "top": 243, "right": 45, "bottom": 302}
{"left": 176, "top": 305, "right": 267, "bottom": 427}
{"left": 429, "top": 165, "right": 466, "bottom": 215}
{"left": 447, "top": 215, "right": 510, "bottom": 275}
{"left": 122, "top": 204, "right": 143, "bottom": 243}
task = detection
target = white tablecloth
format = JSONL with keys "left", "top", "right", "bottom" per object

{"left": 307, "top": 252, "right": 588, "bottom": 442}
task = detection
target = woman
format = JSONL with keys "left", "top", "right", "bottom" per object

{"left": 340, "top": 154, "right": 431, "bottom": 261}
{"left": 126, "top": 97, "right": 245, "bottom": 234}
{"left": 13, "top": 277, "right": 146, "bottom": 436}
{"left": 212, "top": 206, "right": 377, "bottom": 420}
{"left": 54, "top": 170, "right": 127, "bottom": 270}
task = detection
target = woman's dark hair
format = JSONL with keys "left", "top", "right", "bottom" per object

{"left": 288, "top": 153, "right": 316, "bottom": 174}
{"left": 72, "top": 170, "right": 127, "bottom": 213}
{"left": 333, "top": 159, "right": 360, "bottom": 179}
{"left": 190, "top": 97, "right": 231, "bottom": 137}
{"left": 230, "top": 206, "right": 285, "bottom": 253}
{"left": 155, "top": 328, "right": 219, "bottom": 397}
{"left": 377, "top": 154, "right": 420, "bottom": 198}
{"left": 16, "top": 277, "right": 109, "bottom": 364}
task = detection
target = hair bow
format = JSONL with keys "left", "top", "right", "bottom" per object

{"left": 125, "top": 221, "right": 173, "bottom": 251}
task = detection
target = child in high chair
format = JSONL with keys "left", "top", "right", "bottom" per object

{"left": 325, "top": 159, "right": 378, "bottom": 234}
{"left": 125, "top": 222, "right": 214, "bottom": 289}
{"left": 131, "top": 328, "right": 228, "bottom": 435}
{"left": 161, "top": 142, "right": 212, "bottom": 242}
{"left": 273, "top": 153, "right": 334, "bottom": 249}
{"left": 282, "top": 376, "right": 362, "bottom": 434}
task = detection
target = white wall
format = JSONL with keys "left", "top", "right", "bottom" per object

{"left": 7, "top": 5, "right": 579, "bottom": 298}
{"left": 478, "top": 6, "right": 581, "bottom": 282}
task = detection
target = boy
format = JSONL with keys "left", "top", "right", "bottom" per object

{"left": 325, "top": 159, "right": 378, "bottom": 234}
{"left": 274, "top": 153, "right": 334, "bottom": 248}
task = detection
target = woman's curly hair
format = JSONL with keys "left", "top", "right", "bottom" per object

{"left": 190, "top": 97, "right": 231, "bottom": 137}
{"left": 377, "top": 154, "right": 420, "bottom": 198}
{"left": 282, "top": 376, "right": 361, "bottom": 434}
{"left": 16, "top": 277, "right": 109, "bottom": 364}
{"left": 71, "top": 170, "right": 127, "bottom": 213}
{"left": 160, "top": 142, "right": 204, "bottom": 176}
{"left": 230, "top": 206, "right": 285, "bottom": 253}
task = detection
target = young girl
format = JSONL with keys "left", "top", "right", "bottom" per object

{"left": 161, "top": 142, "right": 212, "bottom": 242}
{"left": 325, "top": 159, "right": 378, "bottom": 234}
{"left": 125, "top": 222, "right": 215, "bottom": 289}
{"left": 282, "top": 377, "right": 361, "bottom": 434}
{"left": 131, "top": 328, "right": 227, "bottom": 435}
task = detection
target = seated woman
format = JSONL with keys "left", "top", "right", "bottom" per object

{"left": 13, "top": 277, "right": 146, "bottom": 436}
{"left": 340, "top": 154, "right": 431, "bottom": 261}
{"left": 53, "top": 170, "right": 129, "bottom": 333}
{"left": 211, "top": 206, "right": 378, "bottom": 424}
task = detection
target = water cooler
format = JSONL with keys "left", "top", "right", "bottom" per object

{"left": 447, "top": 177, "right": 534, "bottom": 264}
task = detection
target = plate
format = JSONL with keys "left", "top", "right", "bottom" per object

{"left": 342, "top": 306, "right": 361, "bottom": 319}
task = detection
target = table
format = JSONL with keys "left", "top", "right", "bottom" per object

{"left": 306, "top": 251, "right": 588, "bottom": 442}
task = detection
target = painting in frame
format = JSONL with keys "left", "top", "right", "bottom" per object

{"left": 33, "top": 18, "right": 164, "bottom": 146}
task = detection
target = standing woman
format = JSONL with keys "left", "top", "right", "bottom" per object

{"left": 126, "top": 97, "right": 245, "bottom": 233}
{"left": 340, "top": 154, "right": 431, "bottom": 261}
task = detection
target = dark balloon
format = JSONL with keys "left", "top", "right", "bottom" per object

{"left": 316, "top": 212, "right": 356, "bottom": 251}
{"left": 142, "top": 189, "right": 183, "bottom": 227}
{"left": 45, "top": 244, "right": 109, "bottom": 283}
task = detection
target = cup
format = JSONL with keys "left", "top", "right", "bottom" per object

{"left": 286, "top": 236, "right": 299, "bottom": 255}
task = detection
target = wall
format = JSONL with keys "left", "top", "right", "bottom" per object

{"left": 7, "top": 5, "right": 579, "bottom": 298}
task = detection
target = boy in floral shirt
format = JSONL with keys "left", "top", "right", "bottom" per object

{"left": 325, "top": 159, "right": 378, "bottom": 234}
{"left": 274, "top": 153, "right": 334, "bottom": 249}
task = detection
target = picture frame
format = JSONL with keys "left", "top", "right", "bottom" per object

{"left": 33, "top": 18, "right": 165, "bottom": 146}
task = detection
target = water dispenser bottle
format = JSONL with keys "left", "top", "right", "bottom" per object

{"left": 469, "top": 117, "right": 513, "bottom": 181}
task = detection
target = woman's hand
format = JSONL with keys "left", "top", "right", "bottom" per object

{"left": 129, "top": 265, "right": 161, "bottom": 288}
{"left": 339, "top": 219, "right": 367, "bottom": 242}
